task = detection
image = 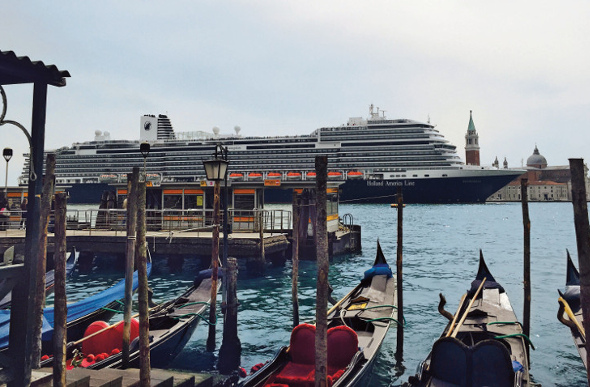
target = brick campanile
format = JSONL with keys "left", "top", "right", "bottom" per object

{"left": 465, "top": 110, "right": 480, "bottom": 166}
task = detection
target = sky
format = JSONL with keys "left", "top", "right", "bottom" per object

{"left": 2, "top": 1, "right": 590, "bottom": 185}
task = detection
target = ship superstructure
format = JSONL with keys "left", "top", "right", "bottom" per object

{"left": 19, "top": 106, "right": 523, "bottom": 203}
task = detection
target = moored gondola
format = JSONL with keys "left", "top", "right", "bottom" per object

{"left": 241, "top": 240, "right": 397, "bottom": 386}
{"left": 408, "top": 250, "right": 532, "bottom": 386}
{"left": 44, "top": 270, "right": 218, "bottom": 370}
{"left": 557, "top": 250, "right": 586, "bottom": 370}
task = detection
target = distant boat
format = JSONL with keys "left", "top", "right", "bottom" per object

{"left": 267, "top": 172, "right": 282, "bottom": 179}
{"left": 229, "top": 172, "right": 244, "bottom": 180}
{"left": 307, "top": 172, "right": 316, "bottom": 179}
{"left": 248, "top": 172, "right": 263, "bottom": 180}
{"left": 348, "top": 171, "right": 363, "bottom": 179}
{"left": 328, "top": 171, "right": 343, "bottom": 179}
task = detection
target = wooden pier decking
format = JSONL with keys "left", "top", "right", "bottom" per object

{"left": 31, "top": 367, "right": 216, "bottom": 387}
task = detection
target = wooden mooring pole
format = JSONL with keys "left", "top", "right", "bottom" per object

{"left": 122, "top": 167, "right": 139, "bottom": 368}
{"left": 33, "top": 153, "right": 56, "bottom": 367}
{"left": 52, "top": 192, "right": 67, "bottom": 386}
{"left": 569, "top": 158, "right": 590, "bottom": 382}
{"left": 207, "top": 180, "right": 221, "bottom": 352}
{"left": 314, "top": 155, "right": 328, "bottom": 387}
{"left": 292, "top": 190, "right": 300, "bottom": 328}
{"left": 136, "top": 180, "right": 150, "bottom": 385}
{"left": 521, "top": 178, "right": 532, "bottom": 359}
{"left": 395, "top": 187, "right": 404, "bottom": 363}
{"left": 218, "top": 257, "right": 241, "bottom": 374}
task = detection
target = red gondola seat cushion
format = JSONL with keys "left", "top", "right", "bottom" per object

{"left": 327, "top": 325, "right": 358, "bottom": 373}
{"left": 274, "top": 323, "right": 316, "bottom": 385}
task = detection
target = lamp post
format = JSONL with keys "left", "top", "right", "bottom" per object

{"left": 140, "top": 142, "right": 150, "bottom": 182}
{"left": 3, "top": 148, "right": 12, "bottom": 198}
{"left": 203, "top": 143, "right": 229, "bottom": 351}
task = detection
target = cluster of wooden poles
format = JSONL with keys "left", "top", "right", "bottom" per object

{"left": 24, "top": 156, "right": 153, "bottom": 386}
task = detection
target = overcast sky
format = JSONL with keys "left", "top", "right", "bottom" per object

{"left": 2, "top": 1, "right": 589, "bottom": 185}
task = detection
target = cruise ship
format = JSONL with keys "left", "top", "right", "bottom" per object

{"left": 19, "top": 105, "right": 524, "bottom": 204}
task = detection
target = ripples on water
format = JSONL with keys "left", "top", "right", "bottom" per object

{"left": 61, "top": 203, "right": 587, "bottom": 386}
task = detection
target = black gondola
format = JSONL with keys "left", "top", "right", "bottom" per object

{"left": 557, "top": 250, "right": 586, "bottom": 370}
{"left": 46, "top": 271, "right": 217, "bottom": 370}
{"left": 408, "top": 250, "right": 532, "bottom": 387}
{"left": 241, "top": 240, "right": 397, "bottom": 387}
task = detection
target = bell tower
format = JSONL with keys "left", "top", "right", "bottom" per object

{"left": 465, "top": 110, "right": 480, "bottom": 166}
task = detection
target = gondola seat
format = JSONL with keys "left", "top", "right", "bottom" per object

{"left": 327, "top": 325, "right": 358, "bottom": 375}
{"left": 82, "top": 318, "right": 140, "bottom": 357}
{"left": 429, "top": 337, "right": 469, "bottom": 386}
{"left": 273, "top": 323, "right": 316, "bottom": 386}
{"left": 471, "top": 339, "right": 514, "bottom": 386}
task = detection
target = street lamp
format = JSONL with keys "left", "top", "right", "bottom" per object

{"left": 140, "top": 142, "right": 150, "bottom": 182}
{"left": 203, "top": 143, "right": 229, "bottom": 352}
{"left": 3, "top": 148, "right": 12, "bottom": 197}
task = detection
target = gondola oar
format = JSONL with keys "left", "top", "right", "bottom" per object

{"left": 445, "top": 293, "right": 467, "bottom": 338}
{"left": 451, "top": 277, "right": 487, "bottom": 338}
{"left": 326, "top": 283, "right": 362, "bottom": 316}
{"left": 558, "top": 296, "right": 586, "bottom": 340}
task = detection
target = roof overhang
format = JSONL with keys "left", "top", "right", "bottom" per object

{"left": 0, "top": 50, "right": 70, "bottom": 87}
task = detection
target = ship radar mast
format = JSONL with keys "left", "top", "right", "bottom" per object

{"left": 369, "top": 104, "right": 386, "bottom": 120}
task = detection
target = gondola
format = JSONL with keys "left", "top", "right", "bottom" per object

{"left": 0, "top": 250, "right": 152, "bottom": 352}
{"left": 241, "top": 240, "right": 397, "bottom": 387}
{"left": 408, "top": 251, "right": 532, "bottom": 387}
{"left": 44, "top": 269, "right": 218, "bottom": 370}
{"left": 0, "top": 246, "right": 79, "bottom": 309}
{"left": 557, "top": 250, "right": 586, "bottom": 370}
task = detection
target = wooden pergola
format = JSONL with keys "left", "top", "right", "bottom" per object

{"left": 0, "top": 50, "right": 69, "bottom": 386}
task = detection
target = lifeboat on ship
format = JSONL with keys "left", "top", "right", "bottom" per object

{"left": 286, "top": 172, "right": 302, "bottom": 180}
{"left": 348, "top": 171, "right": 363, "bottom": 179}
{"left": 229, "top": 172, "right": 244, "bottom": 180}
{"left": 328, "top": 171, "right": 343, "bottom": 179}
{"left": 306, "top": 172, "right": 316, "bottom": 179}
{"left": 248, "top": 172, "right": 263, "bottom": 180}
{"left": 267, "top": 172, "right": 282, "bottom": 179}
{"left": 99, "top": 174, "right": 119, "bottom": 183}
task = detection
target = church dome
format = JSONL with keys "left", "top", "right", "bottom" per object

{"left": 526, "top": 146, "right": 547, "bottom": 168}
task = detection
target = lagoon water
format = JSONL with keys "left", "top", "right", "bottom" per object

{"left": 57, "top": 202, "right": 587, "bottom": 386}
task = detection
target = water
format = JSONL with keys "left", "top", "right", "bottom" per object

{"left": 61, "top": 202, "right": 587, "bottom": 386}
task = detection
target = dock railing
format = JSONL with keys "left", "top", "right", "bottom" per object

{"left": 0, "top": 208, "right": 292, "bottom": 235}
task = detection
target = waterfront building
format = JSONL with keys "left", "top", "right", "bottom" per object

{"left": 487, "top": 146, "right": 590, "bottom": 201}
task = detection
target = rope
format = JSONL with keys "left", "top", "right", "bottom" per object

{"left": 366, "top": 317, "right": 404, "bottom": 326}
{"left": 177, "top": 301, "right": 210, "bottom": 309}
{"left": 100, "top": 307, "right": 124, "bottom": 313}
{"left": 494, "top": 333, "right": 536, "bottom": 350}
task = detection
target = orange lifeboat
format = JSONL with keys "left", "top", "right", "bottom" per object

{"left": 248, "top": 172, "right": 263, "bottom": 180}
{"left": 307, "top": 172, "right": 316, "bottom": 179}
{"left": 286, "top": 172, "right": 302, "bottom": 180}
{"left": 348, "top": 171, "right": 363, "bottom": 179}
{"left": 267, "top": 172, "right": 282, "bottom": 179}
{"left": 328, "top": 171, "right": 343, "bottom": 179}
{"left": 229, "top": 172, "right": 244, "bottom": 180}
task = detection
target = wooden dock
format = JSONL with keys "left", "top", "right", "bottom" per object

{"left": 31, "top": 367, "right": 217, "bottom": 387}
{"left": 0, "top": 229, "right": 290, "bottom": 263}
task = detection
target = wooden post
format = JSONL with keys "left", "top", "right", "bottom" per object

{"left": 8, "top": 82, "right": 48, "bottom": 387}
{"left": 521, "top": 178, "right": 531, "bottom": 358}
{"left": 395, "top": 187, "right": 404, "bottom": 362}
{"left": 33, "top": 153, "right": 56, "bottom": 367}
{"left": 218, "top": 257, "right": 241, "bottom": 374}
{"left": 52, "top": 192, "right": 67, "bottom": 386}
{"left": 207, "top": 181, "right": 221, "bottom": 352}
{"left": 314, "top": 155, "right": 328, "bottom": 387}
{"left": 292, "top": 190, "right": 300, "bottom": 328}
{"left": 122, "top": 168, "right": 139, "bottom": 368}
{"left": 569, "top": 158, "right": 590, "bottom": 382}
{"left": 136, "top": 180, "right": 150, "bottom": 385}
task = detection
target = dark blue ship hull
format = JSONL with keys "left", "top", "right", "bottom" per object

{"left": 63, "top": 173, "right": 520, "bottom": 205}
{"left": 263, "top": 173, "right": 520, "bottom": 204}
